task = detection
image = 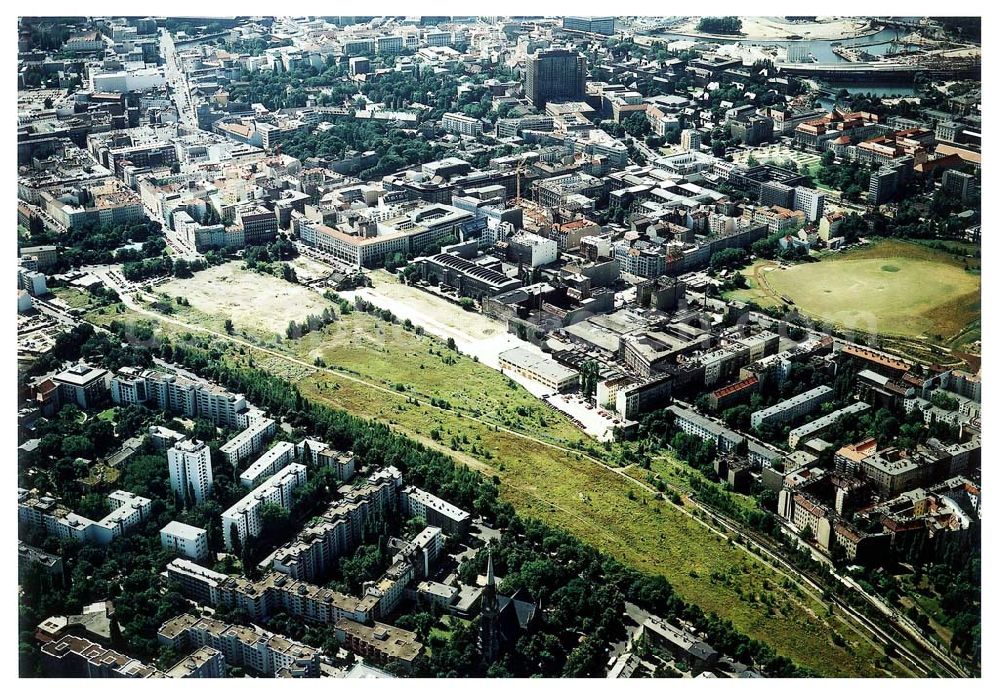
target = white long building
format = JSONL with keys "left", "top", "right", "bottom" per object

{"left": 239, "top": 441, "right": 295, "bottom": 489}
{"left": 110, "top": 367, "right": 249, "bottom": 429}
{"left": 220, "top": 417, "right": 277, "bottom": 467}
{"left": 18, "top": 489, "right": 151, "bottom": 546}
{"left": 222, "top": 464, "right": 307, "bottom": 551}
{"left": 158, "top": 613, "right": 320, "bottom": 678}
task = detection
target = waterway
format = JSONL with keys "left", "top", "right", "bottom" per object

{"left": 651, "top": 24, "right": 919, "bottom": 63}
{"left": 815, "top": 82, "right": 918, "bottom": 110}
{"left": 650, "top": 24, "right": 922, "bottom": 103}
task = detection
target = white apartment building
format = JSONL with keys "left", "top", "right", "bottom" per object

{"left": 751, "top": 385, "right": 835, "bottom": 429}
{"left": 168, "top": 439, "right": 215, "bottom": 505}
{"left": 401, "top": 486, "right": 471, "bottom": 535}
{"left": 158, "top": 613, "right": 320, "bottom": 678}
{"left": 110, "top": 368, "right": 249, "bottom": 429}
{"left": 220, "top": 417, "right": 277, "bottom": 467}
{"left": 239, "top": 441, "right": 296, "bottom": 489}
{"left": 222, "top": 464, "right": 307, "bottom": 551}
{"left": 160, "top": 521, "right": 210, "bottom": 561}
{"left": 793, "top": 186, "right": 826, "bottom": 223}
{"left": 680, "top": 128, "right": 703, "bottom": 152}
{"left": 441, "top": 112, "right": 483, "bottom": 137}
{"left": 18, "top": 489, "right": 151, "bottom": 546}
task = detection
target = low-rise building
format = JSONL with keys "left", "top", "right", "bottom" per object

{"left": 498, "top": 346, "right": 579, "bottom": 392}
{"left": 160, "top": 521, "right": 209, "bottom": 562}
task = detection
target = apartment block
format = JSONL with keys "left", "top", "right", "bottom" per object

{"left": 441, "top": 112, "right": 483, "bottom": 137}
{"left": 222, "top": 464, "right": 307, "bottom": 551}
{"left": 40, "top": 635, "right": 165, "bottom": 678}
{"left": 270, "top": 467, "right": 402, "bottom": 581}
{"left": 401, "top": 486, "right": 471, "bottom": 536}
{"left": 167, "top": 439, "right": 214, "bottom": 505}
{"left": 787, "top": 402, "right": 871, "bottom": 449}
{"left": 110, "top": 367, "right": 249, "bottom": 429}
{"left": 165, "top": 559, "right": 378, "bottom": 625}
{"left": 160, "top": 521, "right": 209, "bottom": 561}
{"left": 239, "top": 441, "right": 295, "bottom": 489}
{"left": 158, "top": 613, "right": 320, "bottom": 678}
{"left": 751, "top": 385, "right": 835, "bottom": 429}
{"left": 18, "top": 489, "right": 151, "bottom": 547}
{"left": 220, "top": 417, "right": 277, "bottom": 467}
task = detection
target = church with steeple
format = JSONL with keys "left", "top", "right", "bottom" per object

{"left": 478, "top": 546, "right": 539, "bottom": 664}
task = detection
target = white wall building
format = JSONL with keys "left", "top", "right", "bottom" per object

{"left": 220, "top": 417, "right": 277, "bottom": 467}
{"left": 222, "top": 464, "right": 307, "bottom": 551}
{"left": 160, "top": 521, "right": 210, "bottom": 561}
{"left": 239, "top": 441, "right": 296, "bottom": 489}
{"left": 167, "top": 439, "right": 215, "bottom": 505}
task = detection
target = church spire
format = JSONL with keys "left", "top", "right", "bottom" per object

{"left": 480, "top": 546, "right": 501, "bottom": 664}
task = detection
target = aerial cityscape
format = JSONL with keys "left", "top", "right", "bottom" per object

{"left": 16, "top": 14, "right": 982, "bottom": 680}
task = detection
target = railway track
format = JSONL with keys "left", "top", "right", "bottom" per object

{"left": 688, "top": 495, "right": 969, "bottom": 678}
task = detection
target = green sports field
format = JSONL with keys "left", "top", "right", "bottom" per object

{"left": 749, "top": 240, "right": 980, "bottom": 340}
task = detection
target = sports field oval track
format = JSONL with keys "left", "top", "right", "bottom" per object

{"left": 758, "top": 240, "right": 980, "bottom": 340}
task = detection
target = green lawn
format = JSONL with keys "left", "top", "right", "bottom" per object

{"left": 90, "top": 291, "right": 904, "bottom": 677}
{"left": 51, "top": 286, "right": 94, "bottom": 309}
{"left": 756, "top": 241, "right": 980, "bottom": 339}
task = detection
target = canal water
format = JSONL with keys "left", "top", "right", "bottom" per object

{"left": 652, "top": 26, "right": 915, "bottom": 63}
{"left": 652, "top": 24, "right": 922, "bottom": 103}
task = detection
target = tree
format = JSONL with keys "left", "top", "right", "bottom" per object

{"left": 228, "top": 522, "right": 242, "bottom": 556}
{"left": 580, "top": 361, "right": 600, "bottom": 400}
{"left": 224, "top": 319, "right": 235, "bottom": 335}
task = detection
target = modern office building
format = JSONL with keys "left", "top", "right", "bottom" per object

{"left": 793, "top": 186, "right": 826, "bottom": 222}
{"left": 562, "top": 17, "right": 615, "bottom": 35}
{"left": 525, "top": 48, "right": 587, "bottom": 108}
{"left": 52, "top": 363, "right": 110, "bottom": 409}
{"left": 498, "top": 346, "right": 580, "bottom": 393}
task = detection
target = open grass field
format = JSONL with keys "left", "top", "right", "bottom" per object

{"left": 741, "top": 240, "right": 980, "bottom": 340}
{"left": 158, "top": 261, "right": 333, "bottom": 335}
{"left": 84, "top": 277, "right": 908, "bottom": 677}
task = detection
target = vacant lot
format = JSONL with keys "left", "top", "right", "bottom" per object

{"left": 159, "top": 262, "right": 333, "bottom": 335}
{"left": 752, "top": 241, "right": 980, "bottom": 339}
{"left": 104, "top": 268, "right": 912, "bottom": 677}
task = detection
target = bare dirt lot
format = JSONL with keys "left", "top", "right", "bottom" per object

{"left": 160, "top": 261, "right": 333, "bottom": 335}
